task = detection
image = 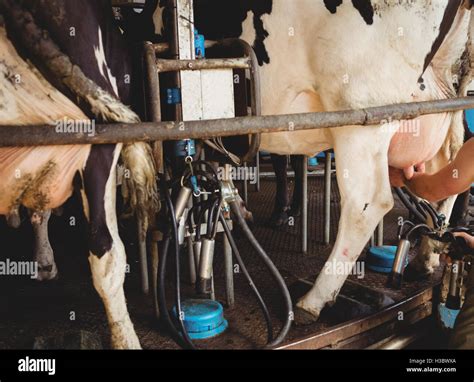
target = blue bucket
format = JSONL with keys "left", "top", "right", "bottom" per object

{"left": 366, "top": 246, "right": 407, "bottom": 274}
{"left": 173, "top": 299, "right": 228, "bottom": 340}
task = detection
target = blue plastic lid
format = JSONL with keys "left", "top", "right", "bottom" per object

{"left": 366, "top": 246, "right": 403, "bottom": 274}
{"left": 173, "top": 299, "right": 228, "bottom": 340}
{"left": 438, "top": 303, "right": 460, "bottom": 330}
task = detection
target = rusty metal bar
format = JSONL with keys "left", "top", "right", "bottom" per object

{"left": 156, "top": 57, "right": 250, "bottom": 72}
{"left": 152, "top": 40, "right": 215, "bottom": 54}
{"left": 2, "top": 97, "right": 474, "bottom": 147}
{"left": 144, "top": 42, "right": 162, "bottom": 124}
{"left": 324, "top": 151, "right": 332, "bottom": 245}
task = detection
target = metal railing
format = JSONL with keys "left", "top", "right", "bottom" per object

{"left": 2, "top": 97, "right": 474, "bottom": 147}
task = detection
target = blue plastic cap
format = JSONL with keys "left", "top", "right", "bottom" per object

{"left": 438, "top": 303, "right": 460, "bottom": 329}
{"left": 173, "top": 299, "right": 228, "bottom": 340}
{"left": 366, "top": 246, "right": 407, "bottom": 274}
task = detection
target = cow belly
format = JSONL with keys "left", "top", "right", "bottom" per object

{"left": 0, "top": 145, "right": 91, "bottom": 215}
{"left": 388, "top": 112, "right": 452, "bottom": 169}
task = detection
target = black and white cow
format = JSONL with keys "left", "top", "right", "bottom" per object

{"left": 144, "top": 0, "right": 472, "bottom": 324}
{"left": 0, "top": 0, "right": 158, "bottom": 348}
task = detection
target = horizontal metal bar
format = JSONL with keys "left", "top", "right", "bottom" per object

{"left": 1, "top": 97, "right": 474, "bottom": 147}
{"left": 156, "top": 57, "right": 250, "bottom": 72}
{"left": 152, "top": 40, "right": 216, "bottom": 54}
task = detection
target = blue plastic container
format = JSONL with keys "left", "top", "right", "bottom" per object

{"left": 438, "top": 303, "right": 460, "bottom": 330}
{"left": 465, "top": 109, "right": 474, "bottom": 133}
{"left": 173, "top": 299, "right": 228, "bottom": 340}
{"left": 366, "top": 246, "right": 407, "bottom": 274}
{"left": 194, "top": 29, "right": 206, "bottom": 59}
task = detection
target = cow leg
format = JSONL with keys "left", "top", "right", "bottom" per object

{"left": 295, "top": 126, "right": 394, "bottom": 324}
{"left": 29, "top": 209, "right": 58, "bottom": 281}
{"left": 270, "top": 154, "right": 290, "bottom": 226}
{"left": 83, "top": 145, "right": 140, "bottom": 349}
{"left": 289, "top": 155, "right": 304, "bottom": 217}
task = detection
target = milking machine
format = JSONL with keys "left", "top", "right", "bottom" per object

{"left": 388, "top": 187, "right": 474, "bottom": 329}
{"left": 137, "top": 0, "right": 292, "bottom": 349}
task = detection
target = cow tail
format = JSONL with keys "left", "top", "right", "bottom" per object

{"left": 121, "top": 141, "right": 159, "bottom": 237}
{"left": 85, "top": 90, "right": 159, "bottom": 237}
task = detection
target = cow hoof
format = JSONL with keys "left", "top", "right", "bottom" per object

{"left": 269, "top": 210, "right": 289, "bottom": 228}
{"left": 35, "top": 263, "right": 58, "bottom": 282}
{"left": 404, "top": 261, "right": 432, "bottom": 282}
{"left": 294, "top": 306, "right": 320, "bottom": 326}
{"left": 288, "top": 206, "right": 301, "bottom": 218}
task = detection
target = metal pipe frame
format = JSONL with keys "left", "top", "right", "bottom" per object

{"left": 156, "top": 57, "right": 251, "bottom": 72}
{"left": 302, "top": 156, "right": 308, "bottom": 254}
{"left": 4, "top": 97, "right": 474, "bottom": 147}
{"left": 324, "top": 151, "right": 332, "bottom": 245}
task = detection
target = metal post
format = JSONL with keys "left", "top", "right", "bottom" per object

{"left": 223, "top": 226, "right": 235, "bottom": 307}
{"left": 150, "top": 230, "right": 161, "bottom": 319}
{"left": 137, "top": 220, "right": 149, "bottom": 295}
{"left": 377, "top": 220, "right": 384, "bottom": 247}
{"left": 211, "top": 270, "right": 216, "bottom": 301}
{"left": 302, "top": 156, "right": 308, "bottom": 254}
{"left": 255, "top": 153, "right": 261, "bottom": 192}
{"left": 324, "top": 151, "right": 332, "bottom": 245}
{"left": 243, "top": 162, "right": 248, "bottom": 206}
{"left": 187, "top": 197, "right": 196, "bottom": 284}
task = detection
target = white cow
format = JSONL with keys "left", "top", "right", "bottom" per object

{"left": 150, "top": 0, "right": 469, "bottom": 323}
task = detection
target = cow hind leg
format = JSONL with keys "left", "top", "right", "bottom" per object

{"left": 83, "top": 145, "right": 140, "bottom": 349}
{"left": 289, "top": 155, "right": 304, "bottom": 217}
{"left": 29, "top": 209, "right": 58, "bottom": 281}
{"left": 270, "top": 154, "right": 290, "bottom": 226}
{"left": 295, "top": 126, "right": 394, "bottom": 324}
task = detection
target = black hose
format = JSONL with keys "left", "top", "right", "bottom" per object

{"left": 206, "top": 197, "right": 220, "bottom": 238}
{"left": 419, "top": 200, "right": 442, "bottom": 229}
{"left": 157, "top": 234, "right": 188, "bottom": 346}
{"left": 405, "top": 223, "right": 433, "bottom": 241}
{"left": 163, "top": 184, "right": 196, "bottom": 349}
{"left": 210, "top": 200, "right": 223, "bottom": 239}
{"left": 395, "top": 187, "right": 427, "bottom": 223}
{"left": 229, "top": 201, "right": 293, "bottom": 348}
{"left": 219, "top": 212, "right": 274, "bottom": 343}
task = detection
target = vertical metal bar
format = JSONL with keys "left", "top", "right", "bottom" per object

{"left": 377, "top": 220, "right": 384, "bottom": 247}
{"left": 255, "top": 153, "right": 261, "bottom": 192}
{"left": 144, "top": 42, "right": 162, "bottom": 123}
{"left": 211, "top": 270, "right": 216, "bottom": 301}
{"left": 370, "top": 234, "right": 376, "bottom": 248}
{"left": 138, "top": 42, "right": 163, "bottom": 295}
{"left": 150, "top": 231, "right": 161, "bottom": 319}
{"left": 187, "top": 198, "right": 196, "bottom": 284}
{"left": 302, "top": 156, "right": 308, "bottom": 254}
{"left": 324, "top": 151, "right": 332, "bottom": 245}
{"left": 223, "top": 227, "right": 235, "bottom": 307}
{"left": 137, "top": 220, "right": 149, "bottom": 295}
{"left": 243, "top": 162, "right": 248, "bottom": 205}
